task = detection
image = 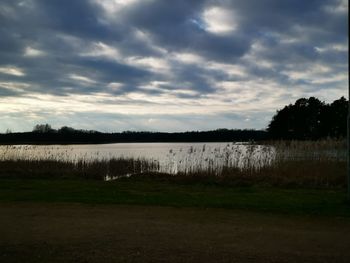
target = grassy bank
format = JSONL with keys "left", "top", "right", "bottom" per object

{"left": 0, "top": 177, "right": 349, "bottom": 217}
{"left": 0, "top": 158, "right": 346, "bottom": 188}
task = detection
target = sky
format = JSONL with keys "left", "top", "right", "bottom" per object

{"left": 0, "top": 0, "right": 348, "bottom": 132}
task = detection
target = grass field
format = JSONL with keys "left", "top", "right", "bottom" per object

{"left": 0, "top": 177, "right": 349, "bottom": 217}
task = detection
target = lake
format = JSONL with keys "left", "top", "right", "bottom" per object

{"left": 0, "top": 142, "right": 276, "bottom": 175}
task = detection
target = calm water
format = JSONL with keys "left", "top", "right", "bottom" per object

{"left": 0, "top": 142, "right": 276, "bottom": 174}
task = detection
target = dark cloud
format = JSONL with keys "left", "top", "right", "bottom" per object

{"left": 0, "top": 0, "right": 347, "bottom": 131}
{"left": 38, "top": 0, "right": 125, "bottom": 40}
{"left": 0, "top": 87, "right": 21, "bottom": 97}
{"left": 76, "top": 59, "right": 151, "bottom": 82}
{"left": 125, "top": 0, "right": 251, "bottom": 61}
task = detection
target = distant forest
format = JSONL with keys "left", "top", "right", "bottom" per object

{"left": 0, "top": 96, "right": 348, "bottom": 144}
{"left": 0, "top": 128, "right": 267, "bottom": 144}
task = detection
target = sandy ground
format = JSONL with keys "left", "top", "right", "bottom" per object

{"left": 0, "top": 203, "right": 350, "bottom": 263}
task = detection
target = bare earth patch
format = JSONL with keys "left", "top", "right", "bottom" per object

{"left": 0, "top": 203, "right": 349, "bottom": 263}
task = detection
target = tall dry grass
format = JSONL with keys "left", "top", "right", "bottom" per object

{"left": 232, "top": 139, "right": 346, "bottom": 187}
{"left": 0, "top": 139, "right": 346, "bottom": 188}
{"left": 0, "top": 158, "right": 159, "bottom": 180}
{"left": 170, "top": 139, "right": 347, "bottom": 188}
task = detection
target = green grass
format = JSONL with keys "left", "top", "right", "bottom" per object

{"left": 0, "top": 177, "right": 349, "bottom": 217}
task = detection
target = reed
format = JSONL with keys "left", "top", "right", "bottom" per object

{"left": 0, "top": 158, "right": 159, "bottom": 180}
{"left": 0, "top": 140, "right": 346, "bottom": 188}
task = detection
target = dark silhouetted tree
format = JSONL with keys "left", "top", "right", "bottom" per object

{"left": 58, "top": 126, "right": 76, "bottom": 134}
{"left": 33, "top": 124, "right": 55, "bottom": 133}
{"left": 327, "top": 96, "right": 348, "bottom": 137}
{"left": 268, "top": 97, "right": 348, "bottom": 139}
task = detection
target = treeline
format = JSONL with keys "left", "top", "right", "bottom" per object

{"left": 0, "top": 128, "right": 268, "bottom": 144}
{"left": 268, "top": 96, "right": 349, "bottom": 140}
{"left": 0, "top": 96, "right": 348, "bottom": 144}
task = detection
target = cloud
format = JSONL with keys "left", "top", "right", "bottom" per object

{"left": 0, "top": 0, "right": 348, "bottom": 132}
{"left": 24, "top": 46, "right": 46, "bottom": 57}
{"left": 69, "top": 74, "right": 97, "bottom": 85}
{"left": 201, "top": 6, "right": 238, "bottom": 34}
{"left": 0, "top": 66, "right": 26, "bottom": 76}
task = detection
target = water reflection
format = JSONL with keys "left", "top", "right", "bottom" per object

{"left": 0, "top": 143, "right": 276, "bottom": 175}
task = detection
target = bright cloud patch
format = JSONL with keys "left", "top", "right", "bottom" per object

{"left": 107, "top": 82, "right": 123, "bottom": 89}
{"left": 202, "top": 6, "right": 237, "bottom": 34}
{"left": 95, "top": 0, "right": 144, "bottom": 15}
{"left": 0, "top": 67, "right": 26, "bottom": 77}
{"left": 24, "top": 47, "right": 46, "bottom": 57}
{"left": 69, "top": 74, "right": 96, "bottom": 84}
{"left": 80, "top": 42, "right": 120, "bottom": 60}
{"left": 126, "top": 56, "right": 170, "bottom": 73}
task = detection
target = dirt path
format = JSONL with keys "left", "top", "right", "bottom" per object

{"left": 0, "top": 203, "right": 349, "bottom": 263}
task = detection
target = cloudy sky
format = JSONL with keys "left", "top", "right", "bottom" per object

{"left": 0, "top": 0, "right": 348, "bottom": 132}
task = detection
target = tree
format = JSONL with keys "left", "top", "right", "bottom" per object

{"left": 268, "top": 104, "right": 294, "bottom": 139}
{"left": 328, "top": 97, "right": 348, "bottom": 138}
{"left": 268, "top": 97, "right": 348, "bottom": 140}
{"left": 32, "top": 124, "right": 55, "bottom": 133}
{"left": 58, "top": 126, "right": 76, "bottom": 134}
